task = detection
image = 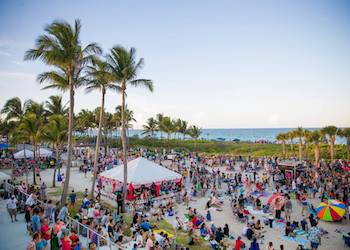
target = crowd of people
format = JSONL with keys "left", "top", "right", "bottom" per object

{"left": 1, "top": 148, "right": 350, "bottom": 250}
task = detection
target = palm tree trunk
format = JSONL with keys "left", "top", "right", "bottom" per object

{"left": 33, "top": 140, "right": 37, "bottom": 185}
{"left": 330, "top": 137, "right": 335, "bottom": 162}
{"left": 282, "top": 141, "right": 286, "bottom": 159}
{"left": 305, "top": 143, "right": 309, "bottom": 161}
{"left": 121, "top": 87, "right": 128, "bottom": 212}
{"left": 298, "top": 137, "right": 303, "bottom": 161}
{"left": 61, "top": 78, "right": 74, "bottom": 206}
{"left": 52, "top": 145, "right": 59, "bottom": 188}
{"left": 91, "top": 89, "right": 105, "bottom": 200}
{"left": 290, "top": 139, "right": 294, "bottom": 157}
{"left": 315, "top": 144, "right": 320, "bottom": 166}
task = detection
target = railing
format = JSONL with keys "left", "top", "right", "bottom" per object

{"left": 5, "top": 183, "right": 117, "bottom": 250}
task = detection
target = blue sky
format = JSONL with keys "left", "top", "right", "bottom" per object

{"left": 0, "top": 0, "right": 349, "bottom": 128}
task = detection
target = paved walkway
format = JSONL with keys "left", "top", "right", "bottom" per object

{"left": 0, "top": 198, "right": 30, "bottom": 250}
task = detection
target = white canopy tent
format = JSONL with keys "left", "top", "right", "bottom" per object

{"left": 13, "top": 148, "right": 52, "bottom": 159}
{"left": 0, "top": 171, "right": 10, "bottom": 182}
{"left": 100, "top": 157, "right": 182, "bottom": 186}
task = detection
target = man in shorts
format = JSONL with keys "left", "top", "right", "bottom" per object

{"left": 6, "top": 195, "right": 18, "bottom": 222}
{"left": 285, "top": 195, "right": 293, "bottom": 221}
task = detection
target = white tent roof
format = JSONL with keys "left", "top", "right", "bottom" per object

{"left": 100, "top": 157, "right": 182, "bottom": 185}
{"left": 0, "top": 171, "right": 10, "bottom": 181}
{"left": 14, "top": 149, "right": 34, "bottom": 159}
{"left": 13, "top": 148, "right": 52, "bottom": 159}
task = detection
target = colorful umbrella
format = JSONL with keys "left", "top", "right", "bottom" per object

{"left": 316, "top": 199, "right": 346, "bottom": 221}
{"left": 267, "top": 193, "right": 284, "bottom": 205}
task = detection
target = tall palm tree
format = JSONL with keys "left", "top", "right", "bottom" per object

{"left": 295, "top": 127, "right": 304, "bottom": 161}
{"left": 310, "top": 130, "right": 323, "bottom": 166}
{"left": 276, "top": 133, "right": 287, "bottom": 159}
{"left": 338, "top": 128, "right": 350, "bottom": 161}
{"left": 45, "top": 95, "right": 68, "bottom": 116}
{"left": 42, "top": 115, "right": 68, "bottom": 187}
{"left": 142, "top": 117, "right": 158, "bottom": 137}
{"left": 287, "top": 130, "right": 295, "bottom": 157}
{"left": 1, "top": 97, "right": 31, "bottom": 121}
{"left": 303, "top": 129, "right": 312, "bottom": 161}
{"left": 86, "top": 58, "right": 120, "bottom": 199}
{"left": 321, "top": 125, "right": 338, "bottom": 162}
{"left": 106, "top": 46, "right": 153, "bottom": 211}
{"left": 17, "top": 113, "right": 44, "bottom": 185}
{"left": 24, "top": 19, "right": 102, "bottom": 205}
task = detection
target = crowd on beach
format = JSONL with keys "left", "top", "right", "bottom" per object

{"left": 1, "top": 148, "right": 350, "bottom": 250}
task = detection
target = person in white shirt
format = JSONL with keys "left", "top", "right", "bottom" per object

{"left": 6, "top": 195, "right": 18, "bottom": 222}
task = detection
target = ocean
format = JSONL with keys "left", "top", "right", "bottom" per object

{"left": 125, "top": 128, "right": 346, "bottom": 144}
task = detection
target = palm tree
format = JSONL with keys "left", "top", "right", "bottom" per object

{"left": 142, "top": 117, "right": 158, "bottom": 137}
{"left": 1, "top": 97, "right": 31, "bottom": 121}
{"left": 106, "top": 46, "right": 153, "bottom": 211}
{"left": 45, "top": 95, "right": 68, "bottom": 116}
{"left": 178, "top": 120, "right": 188, "bottom": 140}
{"left": 25, "top": 101, "right": 47, "bottom": 118}
{"left": 287, "top": 130, "right": 295, "bottom": 157}
{"left": 85, "top": 58, "right": 120, "bottom": 200}
{"left": 187, "top": 125, "right": 201, "bottom": 151}
{"left": 303, "top": 129, "right": 312, "bottom": 160}
{"left": 75, "top": 109, "right": 95, "bottom": 135}
{"left": 321, "top": 125, "right": 338, "bottom": 162}
{"left": 24, "top": 19, "right": 102, "bottom": 205}
{"left": 156, "top": 113, "right": 164, "bottom": 139}
{"left": 159, "top": 116, "right": 173, "bottom": 140}
{"left": 295, "top": 127, "right": 304, "bottom": 161}
{"left": 338, "top": 128, "right": 350, "bottom": 161}
{"left": 310, "top": 130, "right": 323, "bottom": 166}
{"left": 276, "top": 133, "right": 287, "bottom": 159}
{"left": 42, "top": 115, "right": 67, "bottom": 187}
{"left": 17, "top": 113, "right": 44, "bottom": 185}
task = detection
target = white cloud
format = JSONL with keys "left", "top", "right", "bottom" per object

{"left": 0, "top": 50, "right": 12, "bottom": 57}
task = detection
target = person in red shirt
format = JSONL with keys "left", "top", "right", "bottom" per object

{"left": 40, "top": 219, "right": 51, "bottom": 241}
{"left": 61, "top": 230, "right": 71, "bottom": 250}
{"left": 235, "top": 236, "right": 245, "bottom": 250}
{"left": 69, "top": 229, "right": 79, "bottom": 249}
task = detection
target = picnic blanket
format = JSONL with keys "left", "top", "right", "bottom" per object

{"left": 246, "top": 206, "right": 267, "bottom": 215}
{"left": 281, "top": 235, "right": 309, "bottom": 246}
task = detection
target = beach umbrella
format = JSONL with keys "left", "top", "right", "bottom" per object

{"left": 316, "top": 199, "right": 346, "bottom": 221}
{"left": 267, "top": 193, "right": 284, "bottom": 205}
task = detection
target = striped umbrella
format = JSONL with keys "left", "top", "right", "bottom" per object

{"left": 316, "top": 199, "right": 346, "bottom": 221}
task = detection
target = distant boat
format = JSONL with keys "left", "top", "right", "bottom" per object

{"left": 232, "top": 138, "right": 240, "bottom": 142}
{"left": 215, "top": 137, "right": 226, "bottom": 141}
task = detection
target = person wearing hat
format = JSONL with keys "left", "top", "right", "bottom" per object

{"left": 6, "top": 194, "right": 18, "bottom": 222}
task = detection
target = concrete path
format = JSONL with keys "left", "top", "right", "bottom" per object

{"left": 0, "top": 198, "right": 30, "bottom": 250}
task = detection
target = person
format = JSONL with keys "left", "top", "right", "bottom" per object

{"left": 235, "top": 236, "right": 245, "bottom": 250}
{"left": 58, "top": 203, "right": 69, "bottom": 222}
{"left": 285, "top": 196, "right": 292, "bottom": 221}
{"left": 88, "top": 242, "right": 97, "bottom": 250}
{"left": 223, "top": 223, "right": 229, "bottom": 237}
{"left": 249, "top": 237, "right": 259, "bottom": 250}
{"left": 61, "top": 229, "right": 71, "bottom": 250}
{"left": 34, "top": 232, "right": 48, "bottom": 250}
{"left": 308, "top": 221, "right": 321, "bottom": 250}
{"left": 32, "top": 208, "right": 41, "bottom": 233}
{"left": 6, "top": 194, "right": 18, "bottom": 222}
{"left": 117, "top": 192, "right": 123, "bottom": 214}
{"left": 267, "top": 241, "right": 274, "bottom": 250}
{"left": 40, "top": 219, "right": 51, "bottom": 244}
{"left": 27, "top": 233, "right": 37, "bottom": 250}
{"left": 70, "top": 190, "right": 76, "bottom": 208}
{"left": 69, "top": 229, "right": 80, "bottom": 249}
{"left": 40, "top": 182, "right": 47, "bottom": 199}
{"left": 146, "top": 233, "right": 154, "bottom": 250}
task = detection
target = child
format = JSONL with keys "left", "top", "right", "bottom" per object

{"left": 206, "top": 210, "right": 212, "bottom": 221}
{"left": 300, "top": 217, "right": 308, "bottom": 232}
